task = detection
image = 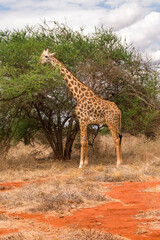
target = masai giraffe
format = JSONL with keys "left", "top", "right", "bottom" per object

{"left": 40, "top": 49, "right": 122, "bottom": 168}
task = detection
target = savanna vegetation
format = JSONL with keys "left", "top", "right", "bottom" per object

{"left": 0, "top": 21, "right": 159, "bottom": 160}
{"left": 0, "top": 134, "right": 160, "bottom": 239}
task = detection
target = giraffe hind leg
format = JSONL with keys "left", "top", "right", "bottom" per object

{"left": 115, "top": 133, "right": 122, "bottom": 152}
{"left": 107, "top": 125, "right": 122, "bottom": 167}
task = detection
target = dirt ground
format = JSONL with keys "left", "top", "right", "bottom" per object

{"left": 0, "top": 134, "right": 160, "bottom": 240}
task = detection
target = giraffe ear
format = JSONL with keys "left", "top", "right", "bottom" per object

{"left": 43, "top": 49, "right": 49, "bottom": 53}
{"left": 50, "top": 53, "right": 56, "bottom": 56}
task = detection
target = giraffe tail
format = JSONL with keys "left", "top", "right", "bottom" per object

{"left": 119, "top": 111, "right": 122, "bottom": 146}
{"left": 119, "top": 133, "right": 122, "bottom": 145}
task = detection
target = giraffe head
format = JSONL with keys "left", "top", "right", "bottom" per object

{"left": 40, "top": 49, "right": 55, "bottom": 64}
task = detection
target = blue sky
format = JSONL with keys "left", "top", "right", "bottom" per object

{"left": 0, "top": 0, "right": 160, "bottom": 62}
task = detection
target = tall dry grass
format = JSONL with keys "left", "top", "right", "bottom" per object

{"left": 87, "top": 133, "right": 160, "bottom": 182}
{"left": 0, "top": 177, "right": 110, "bottom": 214}
{"left": 90, "top": 133, "right": 160, "bottom": 165}
{"left": 0, "top": 134, "right": 160, "bottom": 183}
{"left": 0, "top": 229, "right": 128, "bottom": 240}
{"left": 0, "top": 134, "right": 159, "bottom": 239}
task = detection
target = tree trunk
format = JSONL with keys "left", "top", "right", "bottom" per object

{"left": 64, "top": 118, "right": 79, "bottom": 160}
{"left": 35, "top": 104, "right": 79, "bottom": 161}
{"left": 54, "top": 127, "right": 64, "bottom": 160}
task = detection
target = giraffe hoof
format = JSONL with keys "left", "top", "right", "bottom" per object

{"left": 79, "top": 165, "right": 83, "bottom": 169}
{"left": 116, "top": 162, "right": 121, "bottom": 168}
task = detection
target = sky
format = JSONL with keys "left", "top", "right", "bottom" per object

{"left": 0, "top": 0, "right": 160, "bottom": 62}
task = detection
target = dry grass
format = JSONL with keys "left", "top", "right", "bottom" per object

{"left": 0, "top": 135, "right": 159, "bottom": 214}
{"left": 0, "top": 134, "right": 160, "bottom": 239}
{"left": 90, "top": 134, "right": 160, "bottom": 182}
{"left": 52, "top": 228, "right": 128, "bottom": 240}
{"left": 0, "top": 231, "right": 48, "bottom": 240}
{"left": 0, "top": 229, "right": 128, "bottom": 240}
{"left": 135, "top": 209, "right": 160, "bottom": 231}
{"left": 135, "top": 209, "right": 160, "bottom": 220}
{"left": 0, "top": 174, "right": 110, "bottom": 215}
{"left": 0, "top": 134, "right": 160, "bottom": 183}
{"left": 143, "top": 185, "right": 160, "bottom": 193}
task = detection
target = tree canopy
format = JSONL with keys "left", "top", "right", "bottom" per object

{"left": 0, "top": 22, "right": 159, "bottom": 159}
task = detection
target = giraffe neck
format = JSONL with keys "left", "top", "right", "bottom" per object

{"left": 50, "top": 56, "right": 96, "bottom": 102}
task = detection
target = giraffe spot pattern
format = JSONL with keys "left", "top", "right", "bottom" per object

{"left": 41, "top": 50, "right": 122, "bottom": 167}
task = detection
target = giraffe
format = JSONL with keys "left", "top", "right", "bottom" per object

{"left": 40, "top": 49, "right": 122, "bottom": 168}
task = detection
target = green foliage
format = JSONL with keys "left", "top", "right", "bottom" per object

{"left": 0, "top": 22, "right": 159, "bottom": 157}
{"left": 0, "top": 63, "right": 61, "bottom": 101}
{"left": 13, "top": 118, "right": 39, "bottom": 144}
{"left": 117, "top": 90, "right": 159, "bottom": 136}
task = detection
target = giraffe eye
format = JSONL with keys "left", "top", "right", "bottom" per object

{"left": 45, "top": 55, "right": 48, "bottom": 58}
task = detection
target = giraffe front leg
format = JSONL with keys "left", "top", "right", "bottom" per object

{"left": 84, "top": 139, "right": 88, "bottom": 167}
{"left": 79, "top": 140, "right": 85, "bottom": 169}
{"left": 79, "top": 126, "right": 87, "bottom": 169}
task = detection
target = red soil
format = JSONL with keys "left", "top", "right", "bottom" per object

{"left": 0, "top": 181, "right": 160, "bottom": 239}
{"left": 0, "top": 228, "right": 18, "bottom": 236}
{"left": 0, "top": 178, "right": 48, "bottom": 192}
{"left": 0, "top": 181, "right": 26, "bottom": 191}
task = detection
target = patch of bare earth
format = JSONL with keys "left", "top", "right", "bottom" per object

{"left": 0, "top": 135, "right": 160, "bottom": 239}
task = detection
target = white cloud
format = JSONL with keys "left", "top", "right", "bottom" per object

{"left": 0, "top": 0, "right": 159, "bottom": 61}
{"left": 146, "top": 50, "right": 160, "bottom": 62}
{"left": 117, "top": 11, "right": 160, "bottom": 61}
{"left": 117, "top": 12, "right": 160, "bottom": 49}
{"left": 105, "top": 0, "right": 160, "bottom": 8}
{"left": 0, "top": 1, "right": 106, "bottom": 33}
{"left": 99, "top": 3, "right": 146, "bottom": 30}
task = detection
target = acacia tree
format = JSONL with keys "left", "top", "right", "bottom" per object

{"left": 0, "top": 62, "right": 78, "bottom": 159}
{"left": 0, "top": 22, "right": 159, "bottom": 159}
